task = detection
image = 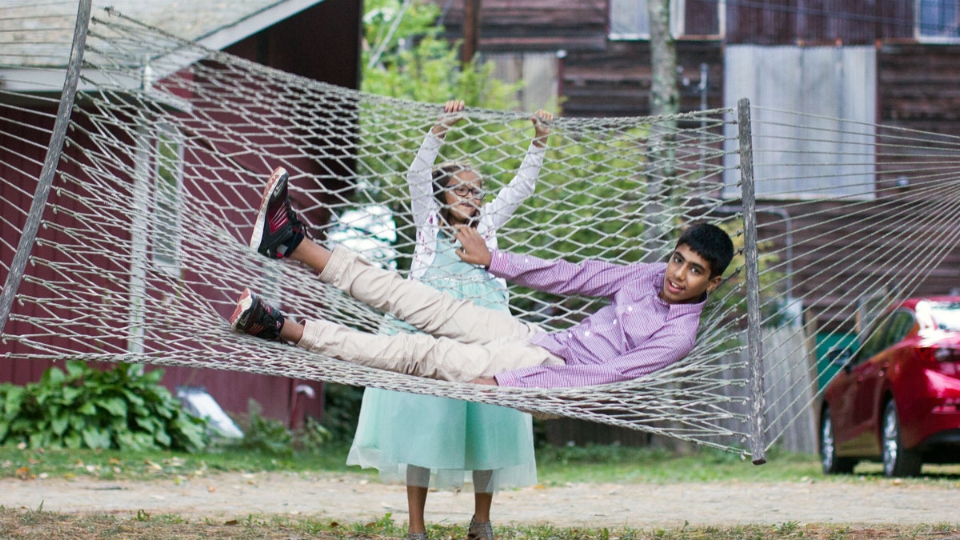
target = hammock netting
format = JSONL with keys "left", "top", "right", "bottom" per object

{"left": 2, "top": 2, "right": 960, "bottom": 460}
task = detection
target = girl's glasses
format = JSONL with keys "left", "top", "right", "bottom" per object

{"left": 451, "top": 185, "right": 485, "bottom": 199}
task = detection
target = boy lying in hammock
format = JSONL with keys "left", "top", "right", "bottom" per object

{"left": 231, "top": 168, "right": 734, "bottom": 388}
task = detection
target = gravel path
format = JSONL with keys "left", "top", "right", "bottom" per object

{"left": 2, "top": 471, "right": 959, "bottom": 528}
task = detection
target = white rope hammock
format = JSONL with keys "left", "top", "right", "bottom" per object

{"left": 2, "top": 2, "right": 960, "bottom": 462}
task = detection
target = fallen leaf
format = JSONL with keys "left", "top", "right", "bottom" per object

{"left": 224, "top": 520, "right": 238, "bottom": 526}
{"left": 207, "top": 486, "right": 216, "bottom": 493}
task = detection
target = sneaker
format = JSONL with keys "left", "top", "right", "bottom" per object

{"left": 229, "top": 289, "right": 285, "bottom": 341}
{"left": 467, "top": 516, "right": 493, "bottom": 540}
{"left": 250, "top": 166, "right": 305, "bottom": 259}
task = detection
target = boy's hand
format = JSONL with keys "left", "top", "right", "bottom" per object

{"left": 454, "top": 225, "right": 493, "bottom": 268}
{"left": 431, "top": 100, "right": 465, "bottom": 138}
{"left": 531, "top": 109, "right": 554, "bottom": 148}
{"left": 470, "top": 377, "right": 499, "bottom": 386}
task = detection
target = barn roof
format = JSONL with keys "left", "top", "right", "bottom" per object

{"left": 0, "top": 0, "right": 327, "bottom": 68}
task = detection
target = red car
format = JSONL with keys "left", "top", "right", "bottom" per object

{"left": 819, "top": 297, "right": 960, "bottom": 477}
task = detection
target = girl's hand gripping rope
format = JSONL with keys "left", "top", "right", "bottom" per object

{"left": 531, "top": 109, "right": 554, "bottom": 148}
{"left": 454, "top": 224, "right": 493, "bottom": 268}
{"left": 431, "top": 99, "right": 466, "bottom": 139}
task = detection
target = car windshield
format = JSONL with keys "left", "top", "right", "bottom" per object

{"left": 930, "top": 302, "right": 960, "bottom": 331}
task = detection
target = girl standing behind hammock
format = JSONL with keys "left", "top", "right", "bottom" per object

{"left": 346, "top": 100, "right": 553, "bottom": 540}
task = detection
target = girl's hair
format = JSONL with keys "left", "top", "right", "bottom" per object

{"left": 432, "top": 160, "right": 482, "bottom": 228}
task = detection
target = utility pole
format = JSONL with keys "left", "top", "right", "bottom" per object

{"left": 462, "top": 0, "right": 482, "bottom": 66}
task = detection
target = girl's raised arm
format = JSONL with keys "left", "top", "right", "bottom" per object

{"left": 482, "top": 110, "right": 553, "bottom": 231}
{"left": 408, "top": 100, "right": 465, "bottom": 228}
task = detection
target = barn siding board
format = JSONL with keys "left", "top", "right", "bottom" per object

{"left": 435, "top": 0, "right": 609, "bottom": 52}
{"left": 562, "top": 41, "right": 723, "bottom": 118}
{"left": 727, "top": 0, "right": 913, "bottom": 44}
{"left": 879, "top": 43, "right": 960, "bottom": 129}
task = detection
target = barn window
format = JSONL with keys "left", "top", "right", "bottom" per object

{"left": 609, "top": 0, "right": 722, "bottom": 39}
{"left": 917, "top": 0, "right": 960, "bottom": 40}
{"left": 722, "top": 46, "right": 877, "bottom": 200}
{"left": 153, "top": 124, "right": 184, "bottom": 276}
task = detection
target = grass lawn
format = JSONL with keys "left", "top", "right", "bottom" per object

{"left": 3, "top": 444, "right": 959, "bottom": 539}
{"left": 2, "top": 443, "right": 958, "bottom": 486}
{"left": 0, "top": 507, "right": 958, "bottom": 539}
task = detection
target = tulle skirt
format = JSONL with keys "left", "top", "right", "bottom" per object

{"left": 347, "top": 387, "right": 537, "bottom": 492}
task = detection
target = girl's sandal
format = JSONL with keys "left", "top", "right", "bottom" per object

{"left": 408, "top": 533, "right": 429, "bottom": 540}
{"left": 466, "top": 516, "right": 494, "bottom": 540}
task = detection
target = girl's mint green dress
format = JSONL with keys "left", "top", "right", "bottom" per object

{"left": 346, "top": 233, "right": 537, "bottom": 492}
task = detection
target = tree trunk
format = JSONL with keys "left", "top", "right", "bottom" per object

{"left": 646, "top": 0, "right": 693, "bottom": 456}
{"left": 461, "top": 0, "right": 482, "bottom": 66}
{"left": 648, "top": 0, "right": 679, "bottom": 119}
{"left": 642, "top": 0, "right": 681, "bottom": 264}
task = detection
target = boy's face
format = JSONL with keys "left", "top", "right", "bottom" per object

{"left": 659, "top": 244, "right": 723, "bottom": 304}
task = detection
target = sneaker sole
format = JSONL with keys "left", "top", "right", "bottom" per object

{"left": 249, "top": 167, "right": 288, "bottom": 252}
{"left": 229, "top": 288, "right": 254, "bottom": 331}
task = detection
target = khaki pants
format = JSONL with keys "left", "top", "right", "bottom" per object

{"left": 296, "top": 246, "right": 564, "bottom": 382}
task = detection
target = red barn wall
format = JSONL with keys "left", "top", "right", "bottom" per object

{"left": 1, "top": 0, "right": 363, "bottom": 427}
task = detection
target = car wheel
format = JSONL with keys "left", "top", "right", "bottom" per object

{"left": 881, "top": 400, "right": 923, "bottom": 477}
{"left": 820, "top": 406, "right": 856, "bottom": 474}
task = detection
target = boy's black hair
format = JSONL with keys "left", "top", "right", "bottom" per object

{"left": 675, "top": 223, "right": 734, "bottom": 278}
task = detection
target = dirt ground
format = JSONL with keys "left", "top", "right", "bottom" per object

{"left": 2, "top": 471, "right": 959, "bottom": 529}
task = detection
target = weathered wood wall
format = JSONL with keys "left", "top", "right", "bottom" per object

{"left": 439, "top": 0, "right": 609, "bottom": 52}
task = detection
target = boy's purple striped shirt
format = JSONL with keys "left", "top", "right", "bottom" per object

{"left": 487, "top": 250, "right": 706, "bottom": 388}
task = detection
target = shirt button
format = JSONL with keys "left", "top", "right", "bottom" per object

{"left": 628, "top": 306, "right": 633, "bottom": 312}
{"left": 585, "top": 331, "right": 590, "bottom": 336}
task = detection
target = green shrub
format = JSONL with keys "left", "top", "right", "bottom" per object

{"left": 234, "top": 400, "right": 293, "bottom": 457}
{"left": 320, "top": 383, "right": 364, "bottom": 443}
{"left": 0, "top": 361, "right": 206, "bottom": 452}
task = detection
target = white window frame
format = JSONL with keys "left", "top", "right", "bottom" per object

{"left": 915, "top": 0, "right": 960, "bottom": 43}
{"left": 608, "top": 0, "right": 724, "bottom": 40}
{"left": 152, "top": 123, "right": 184, "bottom": 277}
